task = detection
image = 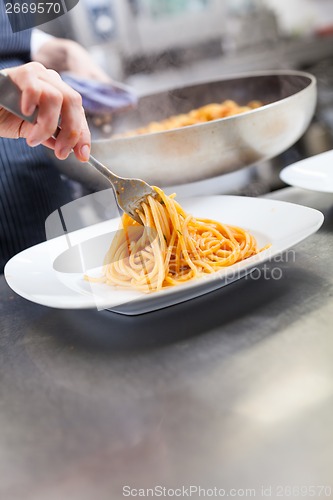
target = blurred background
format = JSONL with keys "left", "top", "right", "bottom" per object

{"left": 42, "top": 0, "right": 333, "bottom": 196}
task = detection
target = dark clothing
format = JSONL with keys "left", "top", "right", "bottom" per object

{"left": 0, "top": 0, "right": 72, "bottom": 272}
{"left": 0, "top": 0, "right": 31, "bottom": 62}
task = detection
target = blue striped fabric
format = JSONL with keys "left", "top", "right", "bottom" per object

{"left": 0, "top": 0, "right": 31, "bottom": 60}
{"left": 0, "top": 1, "right": 72, "bottom": 272}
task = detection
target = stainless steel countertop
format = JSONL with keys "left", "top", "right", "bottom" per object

{"left": 0, "top": 187, "right": 332, "bottom": 500}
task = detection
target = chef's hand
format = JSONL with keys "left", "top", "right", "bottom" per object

{"left": 32, "top": 38, "right": 112, "bottom": 84}
{"left": 0, "top": 62, "right": 91, "bottom": 162}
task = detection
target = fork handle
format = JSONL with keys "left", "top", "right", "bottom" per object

{"left": 87, "top": 154, "right": 123, "bottom": 188}
{"left": 0, "top": 71, "right": 39, "bottom": 124}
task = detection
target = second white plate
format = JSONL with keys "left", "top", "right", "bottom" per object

{"left": 280, "top": 149, "right": 333, "bottom": 193}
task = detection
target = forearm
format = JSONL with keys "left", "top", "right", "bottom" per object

{"left": 32, "top": 38, "right": 111, "bottom": 83}
{"left": 32, "top": 37, "right": 74, "bottom": 73}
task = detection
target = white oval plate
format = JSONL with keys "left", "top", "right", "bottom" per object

{"left": 280, "top": 149, "right": 333, "bottom": 193}
{"left": 4, "top": 196, "right": 323, "bottom": 315}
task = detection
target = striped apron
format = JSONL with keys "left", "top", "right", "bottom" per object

{"left": 0, "top": 0, "right": 71, "bottom": 272}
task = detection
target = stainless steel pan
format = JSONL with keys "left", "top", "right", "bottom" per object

{"left": 56, "top": 70, "right": 317, "bottom": 188}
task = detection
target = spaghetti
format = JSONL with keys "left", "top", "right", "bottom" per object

{"left": 121, "top": 99, "right": 262, "bottom": 137}
{"left": 86, "top": 187, "right": 266, "bottom": 293}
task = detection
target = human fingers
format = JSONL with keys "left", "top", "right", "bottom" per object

{"left": 6, "top": 63, "right": 63, "bottom": 145}
{"left": 6, "top": 62, "right": 49, "bottom": 117}
{"left": 38, "top": 71, "right": 90, "bottom": 161}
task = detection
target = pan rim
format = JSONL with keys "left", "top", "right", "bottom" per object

{"left": 98, "top": 69, "right": 316, "bottom": 144}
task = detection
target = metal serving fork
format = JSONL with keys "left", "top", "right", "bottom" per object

{"left": 0, "top": 71, "right": 157, "bottom": 224}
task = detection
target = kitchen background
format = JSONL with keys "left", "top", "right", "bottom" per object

{"left": 42, "top": 0, "right": 333, "bottom": 196}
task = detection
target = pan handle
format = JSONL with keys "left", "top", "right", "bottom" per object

{"left": 0, "top": 70, "right": 39, "bottom": 124}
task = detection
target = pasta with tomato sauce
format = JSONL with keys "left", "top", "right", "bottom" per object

{"left": 120, "top": 99, "right": 262, "bottom": 137}
{"left": 85, "top": 187, "right": 268, "bottom": 293}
